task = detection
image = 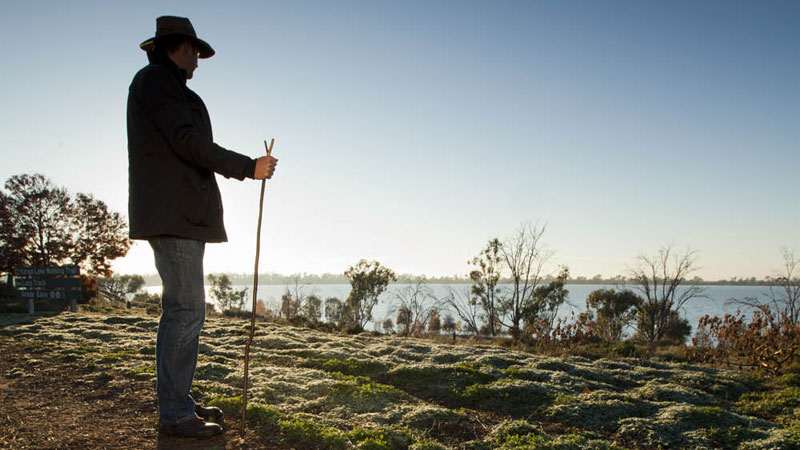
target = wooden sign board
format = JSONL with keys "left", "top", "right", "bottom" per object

{"left": 14, "top": 265, "right": 81, "bottom": 313}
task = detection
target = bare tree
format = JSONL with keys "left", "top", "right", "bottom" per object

{"left": 280, "top": 276, "right": 320, "bottom": 319}
{"left": 728, "top": 248, "right": 800, "bottom": 326}
{"left": 500, "top": 222, "right": 553, "bottom": 341}
{"left": 767, "top": 249, "right": 800, "bottom": 326}
{"left": 629, "top": 245, "right": 704, "bottom": 343}
{"left": 443, "top": 285, "right": 481, "bottom": 336}
{"left": 390, "top": 277, "right": 441, "bottom": 336}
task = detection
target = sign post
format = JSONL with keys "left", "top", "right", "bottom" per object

{"left": 14, "top": 265, "right": 81, "bottom": 313}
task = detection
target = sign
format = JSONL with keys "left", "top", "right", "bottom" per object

{"left": 14, "top": 265, "right": 81, "bottom": 314}
{"left": 17, "top": 290, "right": 81, "bottom": 300}
{"left": 14, "top": 278, "right": 82, "bottom": 289}
{"left": 14, "top": 265, "right": 80, "bottom": 276}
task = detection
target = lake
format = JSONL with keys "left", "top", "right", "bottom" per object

{"left": 145, "top": 283, "right": 771, "bottom": 335}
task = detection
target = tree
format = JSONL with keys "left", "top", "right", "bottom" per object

{"left": 522, "top": 266, "right": 570, "bottom": 332}
{"left": 344, "top": 260, "right": 396, "bottom": 329}
{"left": 766, "top": 249, "right": 800, "bottom": 326}
{"left": 68, "top": 193, "right": 130, "bottom": 277}
{"left": 727, "top": 249, "right": 800, "bottom": 327}
{"left": 390, "top": 277, "right": 440, "bottom": 337}
{"left": 255, "top": 299, "right": 270, "bottom": 318}
{"left": 280, "top": 292, "right": 301, "bottom": 318}
{"left": 207, "top": 273, "right": 247, "bottom": 312}
{"left": 585, "top": 288, "right": 643, "bottom": 341}
{"left": 629, "top": 245, "right": 703, "bottom": 344}
{"left": 280, "top": 277, "right": 317, "bottom": 319}
{"left": 428, "top": 311, "right": 442, "bottom": 334}
{"left": 469, "top": 238, "right": 504, "bottom": 336}
{"left": 442, "top": 314, "right": 457, "bottom": 334}
{"left": 98, "top": 274, "right": 146, "bottom": 305}
{"left": 396, "top": 306, "right": 412, "bottom": 335}
{"left": 382, "top": 318, "right": 394, "bottom": 334}
{"left": 0, "top": 191, "right": 26, "bottom": 285}
{"left": 324, "top": 297, "right": 344, "bottom": 323}
{"left": 443, "top": 285, "right": 481, "bottom": 336}
{"left": 0, "top": 174, "right": 131, "bottom": 278}
{"left": 499, "top": 222, "right": 553, "bottom": 341}
{"left": 303, "top": 294, "right": 323, "bottom": 321}
{"left": 2, "top": 174, "right": 73, "bottom": 268}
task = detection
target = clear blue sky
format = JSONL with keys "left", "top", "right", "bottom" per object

{"left": 1, "top": 0, "right": 797, "bottom": 280}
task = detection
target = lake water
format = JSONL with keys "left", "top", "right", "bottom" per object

{"left": 145, "top": 283, "right": 770, "bottom": 335}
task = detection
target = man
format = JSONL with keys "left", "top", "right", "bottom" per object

{"left": 127, "top": 16, "right": 277, "bottom": 438}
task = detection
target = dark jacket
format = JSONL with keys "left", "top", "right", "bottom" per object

{"left": 127, "top": 52, "right": 256, "bottom": 242}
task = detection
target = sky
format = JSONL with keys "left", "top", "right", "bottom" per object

{"left": 0, "top": 1, "right": 798, "bottom": 281}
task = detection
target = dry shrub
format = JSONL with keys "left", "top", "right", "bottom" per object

{"left": 523, "top": 312, "right": 597, "bottom": 351}
{"left": 691, "top": 305, "right": 800, "bottom": 375}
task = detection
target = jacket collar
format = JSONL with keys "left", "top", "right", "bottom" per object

{"left": 147, "top": 51, "right": 188, "bottom": 85}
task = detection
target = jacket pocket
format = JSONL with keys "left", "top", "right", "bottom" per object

{"left": 180, "top": 169, "right": 212, "bottom": 226}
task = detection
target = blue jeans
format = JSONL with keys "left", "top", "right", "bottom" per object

{"left": 149, "top": 236, "right": 206, "bottom": 425}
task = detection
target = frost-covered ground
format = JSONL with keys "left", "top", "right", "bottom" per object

{"left": 1, "top": 312, "right": 798, "bottom": 449}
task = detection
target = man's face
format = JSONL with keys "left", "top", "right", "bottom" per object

{"left": 172, "top": 40, "right": 199, "bottom": 79}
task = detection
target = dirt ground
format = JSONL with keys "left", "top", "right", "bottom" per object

{"left": 0, "top": 337, "right": 281, "bottom": 450}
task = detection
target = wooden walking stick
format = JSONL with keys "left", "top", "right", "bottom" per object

{"left": 241, "top": 138, "right": 274, "bottom": 437}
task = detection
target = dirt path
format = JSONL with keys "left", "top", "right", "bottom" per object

{"left": 0, "top": 337, "right": 277, "bottom": 450}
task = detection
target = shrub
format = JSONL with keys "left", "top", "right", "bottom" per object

{"left": 692, "top": 305, "right": 800, "bottom": 375}
{"left": 585, "top": 288, "right": 642, "bottom": 341}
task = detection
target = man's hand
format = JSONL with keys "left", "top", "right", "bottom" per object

{"left": 254, "top": 156, "right": 278, "bottom": 180}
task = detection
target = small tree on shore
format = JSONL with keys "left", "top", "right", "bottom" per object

{"left": 98, "top": 274, "right": 146, "bottom": 305}
{"left": 442, "top": 314, "right": 457, "bottom": 334}
{"left": 585, "top": 288, "right": 643, "bottom": 341}
{"left": 324, "top": 297, "right": 344, "bottom": 323}
{"left": 629, "top": 245, "right": 703, "bottom": 344}
{"left": 428, "top": 311, "right": 442, "bottom": 334}
{"left": 732, "top": 249, "right": 800, "bottom": 326}
{"left": 344, "top": 259, "right": 396, "bottom": 330}
{"left": 500, "top": 222, "right": 554, "bottom": 341}
{"left": 390, "top": 277, "right": 440, "bottom": 337}
{"left": 521, "top": 266, "right": 570, "bottom": 334}
{"left": 208, "top": 273, "right": 247, "bottom": 312}
{"left": 443, "top": 285, "right": 481, "bottom": 336}
{"left": 469, "top": 238, "right": 504, "bottom": 337}
{"left": 303, "top": 295, "right": 323, "bottom": 321}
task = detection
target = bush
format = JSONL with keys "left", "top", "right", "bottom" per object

{"left": 130, "top": 292, "right": 161, "bottom": 315}
{"left": 692, "top": 305, "right": 800, "bottom": 375}
{"left": 585, "top": 288, "right": 642, "bottom": 341}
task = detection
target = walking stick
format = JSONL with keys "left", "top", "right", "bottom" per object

{"left": 241, "top": 138, "right": 274, "bottom": 437}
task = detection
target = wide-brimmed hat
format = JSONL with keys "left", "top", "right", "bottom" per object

{"left": 139, "top": 16, "right": 215, "bottom": 58}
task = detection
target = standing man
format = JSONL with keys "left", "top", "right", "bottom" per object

{"left": 127, "top": 16, "right": 277, "bottom": 438}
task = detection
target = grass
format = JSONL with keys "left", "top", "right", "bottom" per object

{"left": 1, "top": 310, "right": 798, "bottom": 449}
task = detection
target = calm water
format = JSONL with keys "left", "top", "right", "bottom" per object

{"left": 146, "top": 283, "right": 770, "bottom": 334}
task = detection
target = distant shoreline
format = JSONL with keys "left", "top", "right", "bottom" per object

{"left": 138, "top": 272, "right": 774, "bottom": 288}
